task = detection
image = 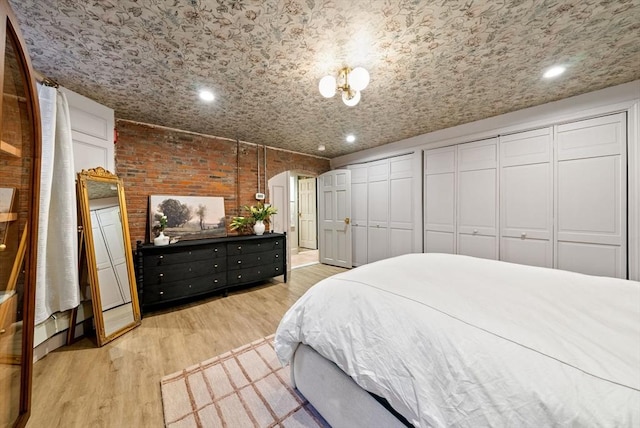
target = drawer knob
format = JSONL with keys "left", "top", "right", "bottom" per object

{"left": 214, "top": 279, "right": 218, "bottom": 283}
{"left": 275, "top": 267, "right": 279, "bottom": 271}
{"left": 276, "top": 242, "right": 279, "bottom": 245}
{"left": 158, "top": 255, "right": 164, "bottom": 259}
{"left": 214, "top": 264, "right": 218, "bottom": 268}
{"left": 238, "top": 274, "right": 242, "bottom": 279}
{"left": 188, "top": 284, "right": 192, "bottom": 288}
{"left": 188, "top": 251, "right": 192, "bottom": 255}
{"left": 237, "top": 260, "right": 242, "bottom": 264}
{"left": 275, "top": 254, "right": 279, "bottom": 258}
{"left": 159, "top": 291, "right": 164, "bottom": 295}
{"left": 257, "top": 256, "right": 261, "bottom": 261}
{"left": 238, "top": 246, "right": 242, "bottom": 250}
{"left": 214, "top": 248, "right": 218, "bottom": 252}
{"left": 159, "top": 273, "right": 164, "bottom": 277}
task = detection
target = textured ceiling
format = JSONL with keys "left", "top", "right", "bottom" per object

{"left": 10, "top": 0, "right": 640, "bottom": 158}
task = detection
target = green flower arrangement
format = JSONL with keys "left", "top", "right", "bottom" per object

{"left": 230, "top": 203, "right": 277, "bottom": 233}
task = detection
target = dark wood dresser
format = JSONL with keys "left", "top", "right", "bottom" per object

{"left": 135, "top": 233, "right": 286, "bottom": 312}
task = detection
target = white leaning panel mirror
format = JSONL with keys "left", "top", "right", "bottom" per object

{"left": 76, "top": 167, "right": 140, "bottom": 346}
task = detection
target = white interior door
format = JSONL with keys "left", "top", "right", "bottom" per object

{"left": 90, "top": 210, "right": 125, "bottom": 310}
{"left": 268, "top": 171, "right": 292, "bottom": 277}
{"left": 424, "top": 146, "right": 456, "bottom": 253}
{"left": 268, "top": 171, "right": 290, "bottom": 234}
{"left": 96, "top": 206, "right": 132, "bottom": 302}
{"left": 367, "top": 160, "right": 389, "bottom": 263}
{"left": 63, "top": 87, "right": 115, "bottom": 173}
{"left": 318, "top": 170, "right": 352, "bottom": 268}
{"left": 389, "top": 155, "right": 415, "bottom": 257}
{"left": 349, "top": 164, "right": 368, "bottom": 266}
{"left": 500, "top": 128, "right": 553, "bottom": 268}
{"left": 555, "top": 113, "right": 627, "bottom": 278}
{"left": 457, "top": 138, "right": 498, "bottom": 260}
{"left": 298, "top": 177, "right": 317, "bottom": 249}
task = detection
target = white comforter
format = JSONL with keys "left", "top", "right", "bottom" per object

{"left": 275, "top": 253, "right": 640, "bottom": 427}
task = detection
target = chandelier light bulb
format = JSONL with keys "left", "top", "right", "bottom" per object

{"left": 349, "top": 67, "right": 370, "bottom": 91}
{"left": 319, "top": 75, "right": 337, "bottom": 98}
{"left": 342, "top": 90, "right": 361, "bottom": 107}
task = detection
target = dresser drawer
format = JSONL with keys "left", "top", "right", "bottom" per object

{"left": 143, "top": 273, "right": 227, "bottom": 304}
{"left": 143, "top": 259, "right": 225, "bottom": 285}
{"left": 227, "top": 262, "right": 285, "bottom": 285}
{"left": 226, "top": 237, "right": 284, "bottom": 255}
{"left": 227, "top": 249, "right": 284, "bottom": 270}
{"left": 143, "top": 244, "right": 226, "bottom": 268}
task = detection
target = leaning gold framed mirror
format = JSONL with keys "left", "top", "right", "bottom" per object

{"left": 76, "top": 167, "right": 140, "bottom": 346}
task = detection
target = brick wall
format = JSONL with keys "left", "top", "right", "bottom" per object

{"left": 115, "top": 120, "right": 330, "bottom": 245}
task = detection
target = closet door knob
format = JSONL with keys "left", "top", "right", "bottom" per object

{"left": 473, "top": 229, "right": 478, "bottom": 234}
{"left": 521, "top": 232, "right": 527, "bottom": 239}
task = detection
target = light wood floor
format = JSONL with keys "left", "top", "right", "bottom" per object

{"left": 27, "top": 263, "right": 345, "bottom": 428}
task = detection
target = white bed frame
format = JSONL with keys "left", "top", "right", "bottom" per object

{"left": 291, "top": 343, "right": 409, "bottom": 428}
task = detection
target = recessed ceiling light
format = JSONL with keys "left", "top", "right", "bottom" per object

{"left": 199, "top": 90, "right": 215, "bottom": 102}
{"left": 346, "top": 134, "right": 356, "bottom": 143}
{"left": 543, "top": 65, "right": 566, "bottom": 79}
{"left": 318, "top": 145, "right": 326, "bottom": 151}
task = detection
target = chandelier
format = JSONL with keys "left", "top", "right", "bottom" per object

{"left": 318, "top": 66, "right": 370, "bottom": 107}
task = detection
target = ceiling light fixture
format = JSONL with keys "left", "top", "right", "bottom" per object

{"left": 543, "top": 65, "right": 566, "bottom": 79}
{"left": 346, "top": 134, "right": 356, "bottom": 143}
{"left": 199, "top": 90, "right": 215, "bottom": 102}
{"left": 319, "top": 66, "right": 370, "bottom": 107}
{"left": 318, "top": 144, "right": 326, "bottom": 151}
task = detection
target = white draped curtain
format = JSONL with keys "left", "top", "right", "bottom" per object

{"left": 35, "top": 84, "right": 80, "bottom": 325}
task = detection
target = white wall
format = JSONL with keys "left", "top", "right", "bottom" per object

{"left": 332, "top": 81, "right": 640, "bottom": 280}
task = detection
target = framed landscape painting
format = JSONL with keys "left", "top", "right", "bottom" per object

{"left": 149, "top": 195, "right": 226, "bottom": 242}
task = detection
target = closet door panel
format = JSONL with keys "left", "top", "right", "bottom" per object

{"left": 425, "top": 230, "right": 455, "bottom": 254}
{"left": 502, "top": 163, "right": 551, "bottom": 240}
{"left": 367, "top": 227, "right": 388, "bottom": 263}
{"left": 501, "top": 237, "right": 551, "bottom": 268}
{"left": 458, "top": 234, "right": 497, "bottom": 259}
{"left": 96, "top": 263, "right": 125, "bottom": 310}
{"left": 390, "top": 229, "right": 413, "bottom": 257}
{"left": 555, "top": 113, "right": 626, "bottom": 278}
{"left": 425, "top": 173, "right": 455, "bottom": 233}
{"left": 367, "top": 179, "right": 389, "bottom": 225}
{"left": 557, "top": 156, "right": 621, "bottom": 245}
{"left": 349, "top": 164, "right": 368, "bottom": 266}
{"left": 557, "top": 114, "right": 624, "bottom": 160}
{"left": 424, "top": 146, "right": 456, "bottom": 254}
{"left": 457, "top": 168, "right": 496, "bottom": 236}
{"left": 500, "top": 128, "right": 551, "bottom": 166}
{"left": 458, "top": 139, "right": 497, "bottom": 171}
{"left": 557, "top": 241, "right": 621, "bottom": 278}
{"left": 389, "top": 176, "right": 412, "bottom": 229}
{"left": 352, "top": 225, "right": 368, "bottom": 266}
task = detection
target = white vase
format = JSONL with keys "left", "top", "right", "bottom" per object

{"left": 253, "top": 220, "right": 265, "bottom": 235}
{"left": 154, "top": 231, "right": 170, "bottom": 246}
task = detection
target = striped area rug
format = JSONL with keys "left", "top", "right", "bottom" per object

{"left": 160, "top": 334, "right": 329, "bottom": 427}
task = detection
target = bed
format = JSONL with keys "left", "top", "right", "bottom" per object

{"left": 274, "top": 253, "right": 640, "bottom": 427}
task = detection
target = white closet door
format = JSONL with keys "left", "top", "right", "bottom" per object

{"left": 424, "top": 147, "right": 456, "bottom": 253}
{"left": 367, "top": 160, "right": 389, "bottom": 263}
{"left": 500, "top": 128, "right": 553, "bottom": 268}
{"left": 389, "top": 155, "right": 414, "bottom": 257}
{"left": 90, "top": 211, "right": 125, "bottom": 310}
{"left": 555, "top": 113, "right": 627, "bottom": 278}
{"left": 457, "top": 138, "right": 498, "bottom": 260}
{"left": 349, "top": 164, "right": 368, "bottom": 266}
{"left": 96, "top": 206, "right": 132, "bottom": 302}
